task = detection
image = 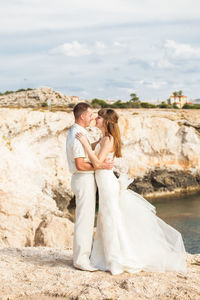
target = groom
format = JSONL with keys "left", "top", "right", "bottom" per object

{"left": 66, "top": 102, "right": 113, "bottom": 271}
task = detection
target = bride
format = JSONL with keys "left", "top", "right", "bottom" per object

{"left": 76, "top": 108, "right": 187, "bottom": 275}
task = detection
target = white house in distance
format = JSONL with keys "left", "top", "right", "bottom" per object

{"left": 168, "top": 94, "right": 189, "bottom": 108}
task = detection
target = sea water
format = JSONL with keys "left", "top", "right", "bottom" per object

{"left": 154, "top": 192, "right": 200, "bottom": 254}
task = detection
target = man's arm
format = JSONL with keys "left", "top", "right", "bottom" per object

{"left": 75, "top": 157, "right": 113, "bottom": 171}
{"left": 75, "top": 134, "right": 114, "bottom": 169}
{"left": 75, "top": 157, "right": 94, "bottom": 171}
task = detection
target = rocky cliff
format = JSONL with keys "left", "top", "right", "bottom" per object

{"left": 0, "top": 106, "right": 200, "bottom": 248}
{"left": 0, "top": 87, "right": 80, "bottom": 107}
{"left": 117, "top": 109, "right": 200, "bottom": 196}
{"left": 0, "top": 107, "right": 74, "bottom": 248}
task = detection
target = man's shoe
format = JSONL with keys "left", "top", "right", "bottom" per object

{"left": 74, "top": 263, "right": 98, "bottom": 272}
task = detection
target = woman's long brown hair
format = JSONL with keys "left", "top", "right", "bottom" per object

{"left": 98, "top": 108, "right": 122, "bottom": 158}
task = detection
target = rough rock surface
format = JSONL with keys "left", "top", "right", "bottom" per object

{"left": 129, "top": 169, "right": 200, "bottom": 197}
{"left": 117, "top": 109, "right": 200, "bottom": 178}
{"left": 0, "top": 107, "right": 200, "bottom": 247}
{"left": 0, "top": 247, "right": 199, "bottom": 300}
{"left": 34, "top": 215, "right": 73, "bottom": 248}
{"left": 0, "top": 87, "right": 81, "bottom": 107}
{"left": 0, "top": 107, "right": 74, "bottom": 247}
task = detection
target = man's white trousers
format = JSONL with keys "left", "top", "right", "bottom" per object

{"left": 71, "top": 173, "right": 97, "bottom": 267}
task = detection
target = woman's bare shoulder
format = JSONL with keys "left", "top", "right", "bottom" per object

{"left": 100, "top": 135, "right": 114, "bottom": 147}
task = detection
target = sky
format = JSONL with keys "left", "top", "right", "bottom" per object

{"left": 1, "top": 0, "right": 200, "bottom": 102}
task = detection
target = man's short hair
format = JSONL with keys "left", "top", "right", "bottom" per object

{"left": 73, "top": 102, "right": 92, "bottom": 119}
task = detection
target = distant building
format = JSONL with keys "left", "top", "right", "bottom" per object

{"left": 168, "top": 94, "right": 189, "bottom": 108}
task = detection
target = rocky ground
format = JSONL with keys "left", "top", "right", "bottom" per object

{"left": 0, "top": 247, "right": 199, "bottom": 300}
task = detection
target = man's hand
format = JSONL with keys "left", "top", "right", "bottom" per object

{"left": 101, "top": 157, "right": 114, "bottom": 170}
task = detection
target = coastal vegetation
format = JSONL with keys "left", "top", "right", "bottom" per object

{"left": 91, "top": 93, "right": 154, "bottom": 109}
{"left": 182, "top": 103, "right": 200, "bottom": 109}
{"left": 0, "top": 87, "right": 199, "bottom": 109}
{"left": 91, "top": 93, "right": 200, "bottom": 109}
{"left": 0, "top": 88, "right": 33, "bottom": 95}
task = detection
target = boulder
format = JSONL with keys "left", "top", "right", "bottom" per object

{"left": 34, "top": 215, "right": 73, "bottom": 248}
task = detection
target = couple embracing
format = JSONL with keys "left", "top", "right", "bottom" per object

{"left": 66, "top": 102, "right": 187, "bottom": 275}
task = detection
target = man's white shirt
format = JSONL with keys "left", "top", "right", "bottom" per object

{"left": 66, "top": 123, "right": 94, "bottom": 174}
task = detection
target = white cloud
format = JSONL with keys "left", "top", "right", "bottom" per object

{"left": 50, "top": 41, "right": 92, "bottom": 57}
{"left": 150, "top": 40, "right": 200, "bottom": 70}
{"left": 147, "top": 81, "right": 166, "bottom": 89}
{"left": 1, "top": 0, "right": 200, "bottom": 34}
{"left": 95, "top": 41, "right": 107, "bottom": 55}
{"left": 80, "top": 90, "right": 89, "bottom": 96}
{"left": 1, "top": 1, "right": 200, "bottom": 101}
{"left": 150, "top": 58, "right": 173, "bottom": 69}
{"left": 165, "top": 40, "right": 200, "bottom": 60}
{"left": 50, "top": 41, "right": 107, "bottom": 57}
{"left": 95, "top": 41, "right": 106, "bottom": 49}
{"left": 119, "top": 88, "right": 136, "bottom": 94}
{"left": 112, "top": 41, "right": 126, "bottom": 48}
{"left": 137, "top": 80, "right": 167, "bottom": 89}
{"left": 50, "top": 40, "right": 127, "bottom": 57}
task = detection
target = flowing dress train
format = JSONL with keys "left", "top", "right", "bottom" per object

{"left": 90, "top": 144, "right": 187, "bottom": 275}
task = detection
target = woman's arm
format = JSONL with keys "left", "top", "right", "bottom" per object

{"left": 76, "top": 133, "right": 113, "bottom": 169}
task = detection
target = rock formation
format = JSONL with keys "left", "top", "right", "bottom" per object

{"left": 0, "top": 107, "right": 74, "bottom": 248}
{"left": 0, "top": 87, "right": 80, "bottom": 107}
{"left": 34, "top": 215, "right": 73, "bottom": 248}
{"left": 117, "top": 109, "right": 200, "bottom": 178}
{"left": 128, "top": 169, "right": 200, "bottom": 196}
{"left": 0, "top": 105, "right": 200, "bottom": 247}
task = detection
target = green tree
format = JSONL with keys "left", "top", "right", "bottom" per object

{"left": 91, "top": 98, "right": 109, "bottom": 108}
{"left": 130, "top": 93, "right": 140, "bottom": 102}
{"left": 182, "top": 103, "right": 192, "bottom": 109}
{"left": 173, "top": 91, "right": 178, "bottom": 101}
{"left": 178, "top": 90, "right": 183, "bottom": 96}
{"left": 172, "top": 102, "right": 179, "bottom": 109}
{"left": 0, "top": 88, "right": 33, "bottom": 96}
{"left": 141, "top": 102, "right": 156, "bottom": 108}
{"left": 158, "top": 101, "right": 170, "bottom": 108}
{"left": 193, "top": 104, "right": 200, "bottom": 109}
{"left": 112, "top": 100, "right": 123, "bottom": 108}
{"left": 129, "top": 93, "right": 141, "bottom": 108}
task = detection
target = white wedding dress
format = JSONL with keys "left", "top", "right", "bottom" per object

{"left": 90, "top": 144, "right": 187, "bottom": 275}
